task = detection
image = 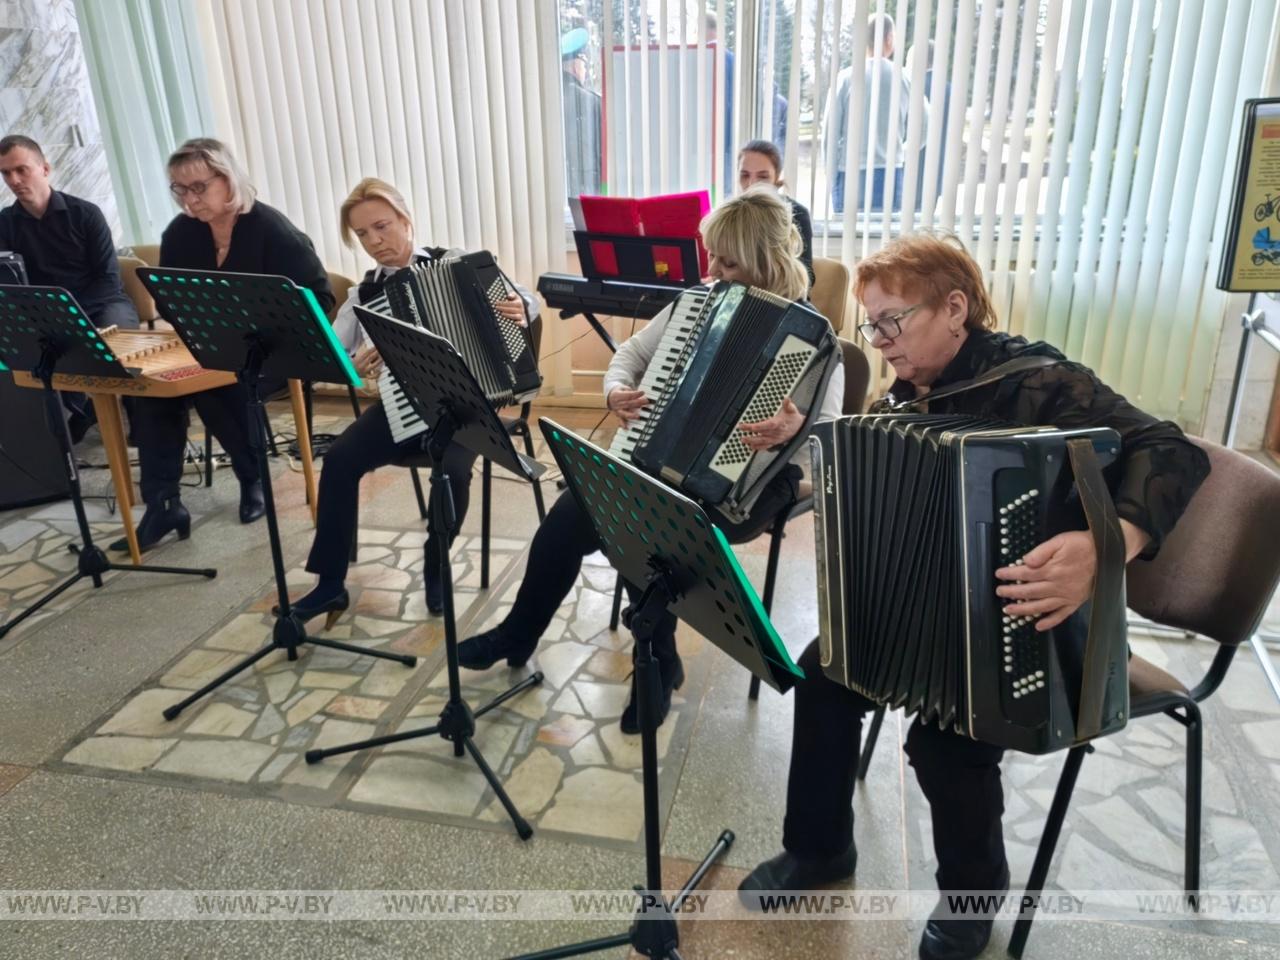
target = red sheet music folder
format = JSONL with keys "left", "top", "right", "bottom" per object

{"left": 579, "top": 196, "right": 640, "bottom": 276}
{"left": 637, "top": 191, "right": 710, "bottom": 281}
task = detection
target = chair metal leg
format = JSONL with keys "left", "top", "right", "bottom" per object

{"left": 204, "top": 432, "right": 213, "bottom": 487}
{"left": 481, "top": 458, "right": 492, "bottom": 590}
{"left": 350, "top": 499, "right": 359, "bottom": 564}
{"left": 1008, "top": 743, "right": 1092, "bottom": 960}
{"left": 857, "top": 705, "right": 886, "bottom": 780}
{"left": 409, "top": 466, "right": 429, "bottom": 519}
{"left": 749, "top": 513, "right": 789, "bottom": 702}
{"left": 609, "top": 573, "right": 624, "bottom": 631}
{"left": 1181, "top": 701, "right": 1203, "bottom": 905}
{"left": 519, "top": 423, "right": 547, "bottom": 520}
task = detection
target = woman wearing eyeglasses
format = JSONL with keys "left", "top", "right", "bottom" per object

{"left": 738, "top": 233, "right": 1210, "bottom": 960}
{"left": 111, "top": 138, "right": 334, "bottom": 553}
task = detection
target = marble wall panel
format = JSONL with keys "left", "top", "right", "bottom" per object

{"left": 0, "top": 0, "right": 119, "bottom": 235}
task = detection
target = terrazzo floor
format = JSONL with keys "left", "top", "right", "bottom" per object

{"left": 1, "top": 398, "right": 1279, "bottom": 959}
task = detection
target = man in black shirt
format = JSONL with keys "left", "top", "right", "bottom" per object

{"left": 0, "top": 135, "right": 139, "bottom": 440}
{"left": 0, "top": 136, "right": 137, "bottom": 330}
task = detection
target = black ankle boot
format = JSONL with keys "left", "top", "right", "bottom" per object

{"left": 239, "top": 480, "right": 265, "bottom": 523}
{"left": 458, "top": 625, "right": 537, "bottom": 670}
{"left": 109, "top": 497, "right": 191, "bottom": 553}
{"left": 918, "top": 866, "right": 1010, "bottom": 960}
{"left": 619, "top": 652, "right": 685, "bottom": 735}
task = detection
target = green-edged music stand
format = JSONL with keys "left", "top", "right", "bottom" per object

{"left": 0, "top": 285, "right": 216, "bottom": 640}
{"left": 135, "top": 268, "right": 416, "bottom": 721}
{"left": 508, "top": 419, "right": 803, "bottom": 960}
{"left": 303, "top": 304, "right": 546, "bottom": 841}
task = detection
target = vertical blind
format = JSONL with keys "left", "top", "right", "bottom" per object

{"left": 736, "top": 0, "right": 1280, "bottom": 423}
{"left": 198, "top": 0, "right": 573, "bottom": 394}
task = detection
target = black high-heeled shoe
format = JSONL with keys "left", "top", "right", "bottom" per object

{"left": 272, "top": 586, "right": 350, "bottom": 630}
{"left": 108, "top": 497, "right": 190, "bottom": 553}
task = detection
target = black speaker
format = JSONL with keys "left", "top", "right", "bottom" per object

{"left": 0, "top": 376, "right": 68, "bottom": 510}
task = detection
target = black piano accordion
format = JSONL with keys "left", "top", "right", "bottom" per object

{"left": 810, "top": 413, "right": 1130, "bottom": 754}
{"left": 367, "top": 250, "right": 541, "bottom": 444}
{"left": 609, "top": 281, "right": 839, "bottom": 523}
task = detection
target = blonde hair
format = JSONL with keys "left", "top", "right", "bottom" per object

{"left": 339, "top": 177, "right": 414, "bottom": 249}
{"left": 700, "top": 187, "right": 808, "bottom": 301}
{"left": 167, "top": 138, "right": 256, "bottom": 214}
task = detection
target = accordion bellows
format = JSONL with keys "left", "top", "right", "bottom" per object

{"left": 811, "top": 413, "right": 1130, "bottom": 754}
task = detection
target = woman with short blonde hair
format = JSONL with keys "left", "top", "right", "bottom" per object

{"left": 111, "top": 137, "right": 333, "bottom": 554}
{"left": 166, "top": 137, "right": 258, "bottom": 215}
{"left": 338, "top": 177, "right": 413, "bottom": 248}
{"left": 281, "top": 176, "right": 539, "bottom": 624}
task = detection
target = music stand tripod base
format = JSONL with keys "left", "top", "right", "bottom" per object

{"left": 505, "top": 420, "right": 802, "bottom": 960}
{"left": 0, "top": 284, "right": 218, "bottom": 640}
{"left": 306, "top": 305, "right": 549, "bottom": 841}
{"left": 133, "top": 269, "right": 417, "bottom": 722}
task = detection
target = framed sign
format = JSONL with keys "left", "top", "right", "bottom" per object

{"left": 1219, "top": 98, "right": 1280, "bottom": 292}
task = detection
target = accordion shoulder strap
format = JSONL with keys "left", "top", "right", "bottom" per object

{"left": 892, "top": 355, "right": 1059, "bottom": 409}
{"left": 1068, "top": 437, "right": 1129, "bottom": 743}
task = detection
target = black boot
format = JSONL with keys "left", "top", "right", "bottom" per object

{"left": 619, "top": 650, "right": 685, "bottom": 735}
{"left": 109, "top": 497, "right": 191, "bottom": 553}
{"left": 458, "top": 623, "right": 538, "bottom": 669}
{"left": 918, "top": 865, "right": 1010, "bottom": 960}
{"left": 239, "top": 480, "right": 265, "bottom": 523}
{"left": 738, "top": 845, "right": 858, "bottom": 911}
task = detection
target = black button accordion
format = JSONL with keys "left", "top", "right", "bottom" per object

{"left": 810, "top": 413, "right": 1130, "bottom": 754}
{"left": 609, "top": 281, "right": 839, "bottom": 523}
{"left": 370, "top": 250, "right": 542, "bottom": 444}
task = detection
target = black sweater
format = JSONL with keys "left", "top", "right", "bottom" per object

{"left": 159, "top": 201, "right": 334, "bottom": 314}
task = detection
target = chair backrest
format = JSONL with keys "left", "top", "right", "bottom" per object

{"left": 118, "top": 255, "right": 157, "bottom": 324}
{"left": 326, "top": 271, "right": 354, "bottom": 321}
{"left": 1126, "top": 437, "right": 1280, "bottom": 647}
{"left": 811, "top": 257, "right": 853, "bottom": 334}
{"left": 837, "top": 337, "right": 871, "bottom": 414}
{"left": 130, "top": 244, "right": 161, "bottom": 267}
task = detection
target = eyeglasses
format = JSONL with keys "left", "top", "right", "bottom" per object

{"left": 169, "top": 176, "right": 221, "bottom": 199}
{"left": 857, "top": 303, "right": 924, "bottom": 343}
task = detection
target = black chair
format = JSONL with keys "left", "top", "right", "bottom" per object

{"left": 1008, "top": 438, "right": 1280, "bottom": 957}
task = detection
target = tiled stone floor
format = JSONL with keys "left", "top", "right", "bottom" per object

{"left": 57, "top": 523, "right": 707, "bottom": 849}
{"left": 3, "top": 398, "right": 1280, "bottom": 959}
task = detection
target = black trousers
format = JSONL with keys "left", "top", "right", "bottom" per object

{"left": 131, "top": 375, "right": 285, "bottom": 504}
{"left": 305, "top": 402, "right": 478, "bottom": 581}
{"left": 782, "top": 639, "right": 1008, "bottom": 891}
{"left": 502, "top": 464, "right": 803, "bottom": 658}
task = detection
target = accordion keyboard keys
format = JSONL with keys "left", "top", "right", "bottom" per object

{"left": 999, "top": 488, "right": 1048, "bottom": 715}
{"left": 608, "top": 288, "right": 710, "bottom": 464}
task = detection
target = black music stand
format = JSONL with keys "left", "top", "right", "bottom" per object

{"left": 0, "top": 285, "right": 216, "bottom": 640}
{"left": 134, "top": 268, "right": 417, "bottom": 720}
{"left": 506, "top": 420, "right": 804, "bottom": 960}
{"left": 304, "top": 305, "right": 546, "bottom": 840}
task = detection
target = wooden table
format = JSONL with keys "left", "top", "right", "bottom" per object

{"left": 13, "top": 330, "right": 317, "bottom": 565}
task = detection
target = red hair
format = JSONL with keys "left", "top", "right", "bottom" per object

{"left": 854, "top": 233, "right": 997, "bottom": 331}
